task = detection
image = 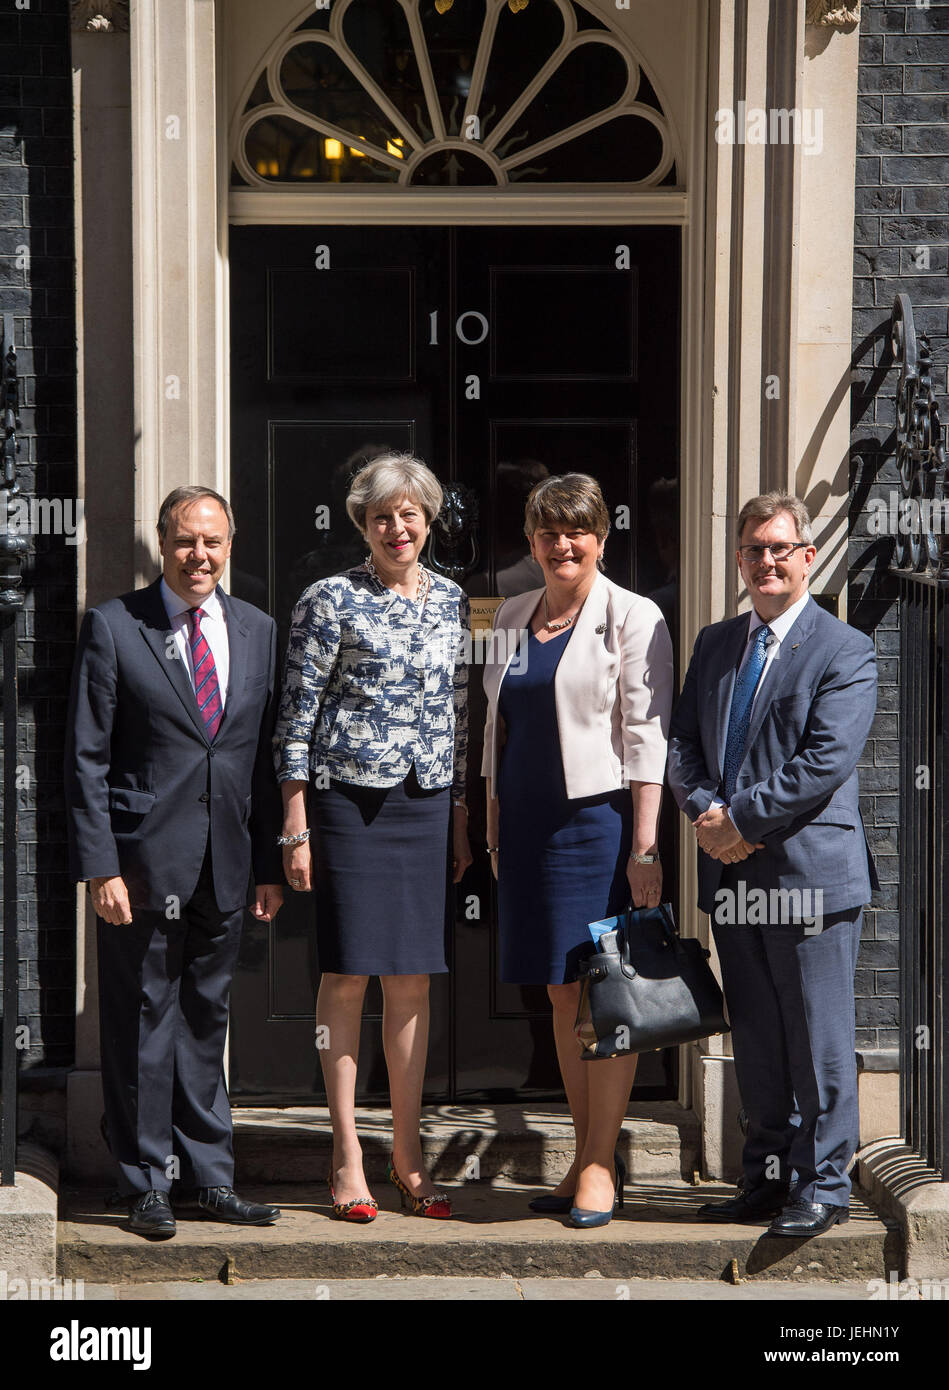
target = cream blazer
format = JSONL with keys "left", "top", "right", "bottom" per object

{"left": 481, "top": 571, "right": 674, "bottom": 800}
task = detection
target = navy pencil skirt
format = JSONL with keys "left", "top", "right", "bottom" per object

{"left": 309, "top": 767, "right": 450, "bottom": 976}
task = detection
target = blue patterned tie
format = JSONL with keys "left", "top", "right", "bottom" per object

{"left": 722, "top": 624, "right": 772, "bottom": 802}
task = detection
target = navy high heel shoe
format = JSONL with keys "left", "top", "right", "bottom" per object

{"left": 529, "top": 1150, "right": 623, "bottom": 1215}
{"left": 568, "top": 1155, "right": 626, "bottom": 1229}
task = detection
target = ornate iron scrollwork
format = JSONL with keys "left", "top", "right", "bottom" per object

{"left": 0, "top": 313, "right": 28, "bottom": 613}
{"left": 426, "top": 482, "right": 480, "bottom": 582}
{"left": 889, "top": 294, "right": 949, "bottom": 581}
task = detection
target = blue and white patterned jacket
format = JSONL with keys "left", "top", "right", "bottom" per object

{"left": 274, "top": 565, "right": 469, "bottom": 797}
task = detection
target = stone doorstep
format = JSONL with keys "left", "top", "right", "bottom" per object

{"left": 0, "top": 1143, "right": 59, "bottom": 1284}
{"left": 858, "top": 1139, "right": 949, "bottom": 1281}
{"left": 58, "top": 1181, "right": 899, "bottom": 1285}
{"left": 232, "top": 1102, "right": 702, "bottom": 1184}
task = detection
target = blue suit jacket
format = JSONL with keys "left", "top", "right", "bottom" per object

{"left": 667, "top": 596, "right": 878, "bottom": 917}
{"left": 65, "top": 578, "right": 284, "bottom": 912}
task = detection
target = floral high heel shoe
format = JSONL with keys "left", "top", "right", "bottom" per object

{"left": 386, "top": 1159, "right": 452, "bottom": 1219}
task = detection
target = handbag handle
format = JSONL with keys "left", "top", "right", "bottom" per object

{"left": 621, "top": 901, "right": 677, "bottom": 942}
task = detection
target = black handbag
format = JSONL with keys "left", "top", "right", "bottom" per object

{"left": 574, "top": 903, "right": 730, "bottom": 1059}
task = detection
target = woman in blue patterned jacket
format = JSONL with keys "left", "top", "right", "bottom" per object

{"left": 274, "top": 454, "right": 471, "bottom": 1223}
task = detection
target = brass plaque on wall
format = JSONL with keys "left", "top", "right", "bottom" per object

{"left": 470, "top": 597, "right": 505, "bottom": 633}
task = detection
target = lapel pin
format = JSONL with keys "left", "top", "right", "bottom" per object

{"left": 595, "top": 623, "right": 606, "bottom": 634}
{"left": 791, "top": 643, "right": 800, "bottom": 649}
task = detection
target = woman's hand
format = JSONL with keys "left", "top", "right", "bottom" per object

{"left": 452, "top": 805, "right": 473, "bottom": 883}
{"left": 283, "top": 839, "right": 313, "bottom": 893}
{"left": 626, "top": 856, "right": 662, "bottom": 910}
{"left": 485, "top": 787, "right": 499, "bottom": 881}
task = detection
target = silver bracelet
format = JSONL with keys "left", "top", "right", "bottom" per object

{"left": 278, "top": 828, "right": 311, "bottom": 847}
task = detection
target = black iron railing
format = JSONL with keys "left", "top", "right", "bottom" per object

{"left": 888, "top": 293, "right": 949, "bottom": 1178}
{"left": 0, "top": 312, "right": 26, "bottom": 1187}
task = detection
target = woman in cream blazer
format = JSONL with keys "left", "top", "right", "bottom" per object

{"left": 482, "top": 473, "right": 673, "bottom": 1227}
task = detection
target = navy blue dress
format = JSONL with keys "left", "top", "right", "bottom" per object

{"left": 497, "top": 628, "right": 632, "bottom": 985}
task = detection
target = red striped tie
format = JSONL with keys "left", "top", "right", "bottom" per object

{"left": 188, "top": 607, "right": 222, "bottom": 740}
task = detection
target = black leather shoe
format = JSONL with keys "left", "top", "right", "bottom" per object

{"left": 196, "top": 1186, "right": 280, "bottom": 1225}
{"left": 697, "top": 1183, "right": 789, "bottom": 1223}
{"left": 128, "top": 1190, "right": 176, "bottom": 1239}
{"left": 767, "top": 1200, "right": 849, "bottom": 1237}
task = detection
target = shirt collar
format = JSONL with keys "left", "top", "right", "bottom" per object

{"left": 747, "top": 590, "right": 811, "bottom": 646}
{"left": 160, "top": 576, "right": 225, "bottom": 625}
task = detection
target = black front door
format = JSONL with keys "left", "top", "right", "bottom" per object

{"left": 229, "top": 224, "right": 680, "bottom": 1103}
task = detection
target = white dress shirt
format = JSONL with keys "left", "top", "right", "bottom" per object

{"left": 160, "top": 577, "right": 230, "bottom": 709}
{"left": 715, "top": 590, "right": 812, "bottom": 816}
{"left": 739, "top": 589, "right": 812, "bottom": 709}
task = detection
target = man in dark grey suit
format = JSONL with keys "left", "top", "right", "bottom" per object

{"left": 66, "top": 487, "right": 284, "bottom": 1237}
{"left": 667, "top": 492, "right": 877, "bottom": 1237}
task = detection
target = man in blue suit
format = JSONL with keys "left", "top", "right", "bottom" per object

{"left": 66, "top": 487, "right": 284, "bottom": 1237}
{"left": 667, "top": 492, "right": 878, "bottom": 1236}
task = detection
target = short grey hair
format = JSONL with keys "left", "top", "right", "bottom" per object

{"left": 157, "top": 486, "right": 236, "bottom": 541}
{"left": 345, "top": 452, "right": 443, "bottom": 534}
{"left": 737, "top": 491, "right": 813, "bottom": 546}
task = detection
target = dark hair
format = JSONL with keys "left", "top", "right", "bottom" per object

{"left": 523, "top": 473, "right": 611, "bottom": 543}
{"left": 157, "top": 487, "right": 236, "bottom": 541}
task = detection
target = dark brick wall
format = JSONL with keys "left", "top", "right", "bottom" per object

{"left": 0, "top": 0, "right": 76, "bottom": 1073}
{"left": 850, "top": 1, "right": 949, "bottom": 1053}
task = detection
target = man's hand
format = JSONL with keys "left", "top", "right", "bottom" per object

{"left": 90, "top": 875, "right": 133, "bottom": 925}
{"left": 694, "top": 805, "right": 764, "bottom": 863}
{"left": 252, "top": 884, "right": 283, "bottom": 921}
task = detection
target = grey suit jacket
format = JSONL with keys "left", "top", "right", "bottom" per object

{"left": 666, "top": 596, "right": 878, "bottom": 916}
{"left": 65, "top": 578, "right": 284, "bottom": 912}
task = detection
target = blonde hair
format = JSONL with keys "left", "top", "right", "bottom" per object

{"left": 345, "top": 453, "right": 443, "bottom": 535}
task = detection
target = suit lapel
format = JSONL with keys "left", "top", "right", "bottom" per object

{"left": 554, "top": 570, "right": 608, "bottom": 697}
{"left": 216, "top": 587, "right": 249, "bottom": 737}
{"left": 488, "top": 587, "right": 537, "bottom": 698}
{"left": 742, "top": 597, "right": 818, "bottom": 754}
{"left": 137, "top": 579, "right": 209, "bottom": 742}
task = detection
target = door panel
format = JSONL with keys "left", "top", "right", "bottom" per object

{"left": 268, "top": 266, "right": 417, "bottom": 382}
{"left": 228, "top": 224, "right": 679, "bottom": 1102}
{"left": 230, "top": 226, "right": 450, "bottom": 1101}
{"left": 490, "top": 267, "right": 637, "bottom": 381}
{"left": 451, "top": 226, "right": 678, "bottom": 1098}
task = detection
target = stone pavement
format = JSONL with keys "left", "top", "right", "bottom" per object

{"left": 76, "top": 1276, "right": 883, "bottom": 1301}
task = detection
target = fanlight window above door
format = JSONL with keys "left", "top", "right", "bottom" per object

{"left": 232, "top": 0, "right": 678, "bottom": 188}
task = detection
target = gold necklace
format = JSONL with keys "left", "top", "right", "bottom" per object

{"left": 365, "top": 555, "right": 429, "bottom": 603}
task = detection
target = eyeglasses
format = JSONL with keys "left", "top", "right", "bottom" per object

{"left": 738, "top": 542, "right": 809, "bottom": 563}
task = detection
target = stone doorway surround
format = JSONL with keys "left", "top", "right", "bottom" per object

{"left": 66, "top": 0, "right": 869, "bottom": 1185}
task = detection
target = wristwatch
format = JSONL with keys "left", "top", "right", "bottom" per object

{"left": 629, "top": 852, "right": 658, "bottom": 865}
